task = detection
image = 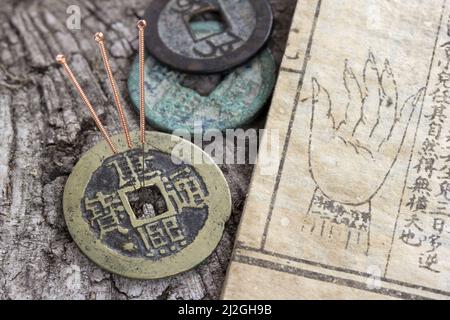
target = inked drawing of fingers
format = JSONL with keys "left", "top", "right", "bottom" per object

{"left": 311, "top": 78, "right": 335, "bottom": 136}
{"left": 369, "top": 60, "right": 398, "bottom": 148}
{"left": 354, "top": 52, "right": 381, "bottom": 141}
{"left": 337, "top": 61, "right": 363, "bottom": 137}
{"left": 378, "top": 87, "right": 425, "bottom": 154}
{"left": 380, "top": 59, "right": 398, "bottom": 115}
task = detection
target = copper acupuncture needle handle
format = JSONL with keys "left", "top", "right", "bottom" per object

{"left": 137, "top": 19, "right": 147, "bottom": 145}
{"left": 94, "top": 32, "right": 134, "bottom": 149}
{"left": 56, "top": 54, "right": 118, "bottom": 154}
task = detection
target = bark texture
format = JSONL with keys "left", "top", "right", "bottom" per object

{"left": 0, "top": 0, "right": 296, "bottom": 299}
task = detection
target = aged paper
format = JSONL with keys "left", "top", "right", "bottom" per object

{"left": 222, "top": 0, "right": 450, "bottom": 299}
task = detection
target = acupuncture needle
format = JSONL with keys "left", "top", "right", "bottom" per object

{"left": 95, "top": 32, "right": 134, "bottom": 149}
{"left": 56, "top": 54, "right": 118, "bottom": 154}
{"left": 137, "top": 20, "right": 147, "bottom": 192}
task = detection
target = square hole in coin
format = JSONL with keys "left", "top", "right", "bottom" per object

{"left": 188, "top": 9, "right": 227, "bottom": 41}
{"left": 127, "top": 185, "right": 168, "bottom": 220}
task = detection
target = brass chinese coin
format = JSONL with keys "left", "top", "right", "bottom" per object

{"left": 63, "top": 131, "right": 231, "bottom": 279}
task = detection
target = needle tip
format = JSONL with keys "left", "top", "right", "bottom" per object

{"left": 56, "top": 54, "right": 66, "bottom": 64}
{"left": 137, "top": 20, "right": 147, "bottom": 30}
{"left": 94, "top": 32, "right": 104, "bottom": 43}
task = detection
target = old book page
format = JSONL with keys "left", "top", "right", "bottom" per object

{"left": 222, "top": 0, "right": 450, "bottom": 299}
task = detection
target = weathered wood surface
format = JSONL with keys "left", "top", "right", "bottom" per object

{"left": 0, "top": 0, "right": 296, "bottom": 299}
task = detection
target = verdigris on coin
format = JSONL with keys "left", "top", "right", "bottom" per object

{"left": 128, "top": 21, "right": 276, "bottom": 133}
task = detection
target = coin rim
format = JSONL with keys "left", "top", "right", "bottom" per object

{"left": 63, "top": 131, "right": 232, "bottom": 279}
{"left": 143, "top": 0, "right": 274, "bottom": 74}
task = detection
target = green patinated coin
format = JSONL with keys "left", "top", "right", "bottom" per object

{"left": 63, "top": 131, "right": 231, "bottom": 279}
{"left": 128, "top": 21, "right": 276, "bottom": 134}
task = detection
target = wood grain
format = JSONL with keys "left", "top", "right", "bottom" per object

{"left": 0, "top": 0, "right": 296, "bottom": 299}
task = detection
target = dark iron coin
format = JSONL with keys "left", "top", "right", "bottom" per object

{"left": 143, "top": 0, "right": 273, "bottom": 74}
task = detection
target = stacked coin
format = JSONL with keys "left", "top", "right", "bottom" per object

{"left": 128, "top": 0, "right": 275, "bottom": 133}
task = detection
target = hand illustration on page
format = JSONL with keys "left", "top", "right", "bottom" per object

{"left": 304, "top": 52, "right": 424, "bottom": 253}
{"left": 310, "top": 53, "right": 424, "bottom": 205}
